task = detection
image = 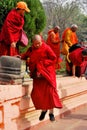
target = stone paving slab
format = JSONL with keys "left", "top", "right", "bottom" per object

{"left": 28, "top": 104, "right": 87, "bottom": 130}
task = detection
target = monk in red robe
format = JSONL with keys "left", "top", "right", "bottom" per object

{"left": 21, "top": 34, "right": 62, "bottom": 121}
{"left": 68, "top": 44, "right": 87, "bottom": 78}
{"left": 46, "top": 26, "right": 62, "bottom": 70}
{"left": 0, "top": 1, "right": 30, "bottom": 56}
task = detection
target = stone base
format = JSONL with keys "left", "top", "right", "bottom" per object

{"left": 0, "top": 76, "right": 87, "bottom": 130}
{"left": 0, "top": 73, "right": 24, "bottom": 84}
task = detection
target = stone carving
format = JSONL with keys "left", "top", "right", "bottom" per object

{"left": 0, "top": 56, "right": 23, "bottom": 84}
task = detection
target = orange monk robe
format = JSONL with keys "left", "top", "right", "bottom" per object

{"left": 46, "top": 29, "right": 62, "bottom": 70}
{"left": 62, "top": 28, "right": 78, "bottom": 46}
{"left": 61, "top": 28, "right": 78, "bottom": 75}
{"left": 61, "top": 28, "right": 78, "bottom": 55}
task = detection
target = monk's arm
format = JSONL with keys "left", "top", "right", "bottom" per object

{"left": 50, "top": 32, "right": 60, "bottom": 44}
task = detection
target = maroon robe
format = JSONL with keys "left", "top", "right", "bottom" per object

{"left": 69, "top": 47, "right": 87, "bottom": 77}
{"left": 21, "top": 42, "right": 62, "bottom": 110}
{"left": 0, "top": 9, "right": 24, "bottom": 56}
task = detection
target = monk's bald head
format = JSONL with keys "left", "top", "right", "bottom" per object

{"left": 71, "top": 24, "right": 78, "bottom": 32}
{"left": 32, "top": 34, "right": 41, "bottom": 41}
{"left": 32, "top": 34, "right": 42, "bottom": 48}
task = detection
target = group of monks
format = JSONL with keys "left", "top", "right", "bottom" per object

{"left": 0, "top": 1, "right": 87, "bottom": 122}
{"left": 0, "top": 1, "right": 63, "bottom": 122}
{"left": 46, "top": 24, "right": 78, "bottom": 74}
{"left": 46, "top": 24, "right": 87, "bottom": 78}
{"left": 0, "top": 0, "right": 87, "bottom": 78}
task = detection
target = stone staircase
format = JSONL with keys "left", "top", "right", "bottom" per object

{"left": 0, "top": 76, "right": 87, "bottom": 130}
{"left": 20, "top": 76, "right": 87, "bottom": 130}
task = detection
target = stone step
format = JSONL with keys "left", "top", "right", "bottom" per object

{"left": 0, "top": 76, "right": 87, "bottom": 130}
{"left": 20, "top": 76, "right": 87, "bottom": 130}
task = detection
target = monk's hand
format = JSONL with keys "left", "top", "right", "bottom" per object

{"left": 37, "top": 72, "right": 42, "bottom": 78}
{"left": 11, "top": 42, "right": 17, "bottom": 48}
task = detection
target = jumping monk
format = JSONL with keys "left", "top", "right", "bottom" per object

{"left": 21, "top": 34, "right": 62, "bottom": 121}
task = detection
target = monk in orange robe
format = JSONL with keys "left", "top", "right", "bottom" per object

{"left": 0, "top": 1, "right": 30, "bottom": 56}
{"left": 46, "top": 26, "right": 62, "bottom": 70}
{"left": 61, "top": 24, "right": 78, "bottom": 75}
{"left": 21, "top": 34, "right": 62, "bottom": 121}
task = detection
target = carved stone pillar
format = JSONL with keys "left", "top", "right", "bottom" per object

{"left": 0, "top": 56, "right": 23, "bottom": 84}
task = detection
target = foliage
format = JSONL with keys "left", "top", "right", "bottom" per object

{"left": 76, "top": 15, "right": 87, "bottom": 42}
{"left": 0, "top": 0, "right": 14, "bottom": 30}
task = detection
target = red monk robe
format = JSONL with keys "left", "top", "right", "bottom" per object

{"left": 46, "top": 29, "right": 61, "bottom": 70}
{"left": 21, "top": 41, "right": 62, "bottom": 110}
{"left": 69, "top": 47, "right": 87, "bottom": 77}
{"left": 0, "top": 9, "right": 24, "bottom": 56}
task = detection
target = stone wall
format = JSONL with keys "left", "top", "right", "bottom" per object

{"left": 0, "top": 76, "right": 87, "bottom": 130}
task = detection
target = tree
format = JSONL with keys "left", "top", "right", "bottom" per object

{"left": 24, "top": 0, "right": 46, "bottom": 38}
{"left": 0, "top": 0, "right": 46, "bottom": 52}
{"left": 42, "top": 0, "right": 87, "bottom": 42}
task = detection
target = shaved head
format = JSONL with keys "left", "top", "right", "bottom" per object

{"left": 71, "top": 24, "right": 78, "bottom": 32}
{"left": 32, "top": 34, "right": 42, "bottom": 48}
{"left": 32, "top": 34, "right": 41, "bottom": 42}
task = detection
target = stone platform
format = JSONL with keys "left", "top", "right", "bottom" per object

{"left": 0, "top": 76, "right": 87, "bottom": 130}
